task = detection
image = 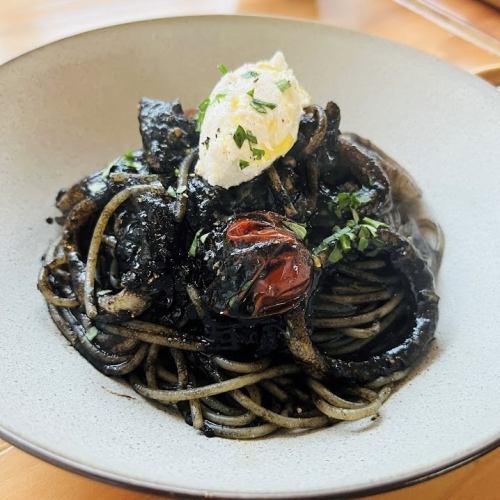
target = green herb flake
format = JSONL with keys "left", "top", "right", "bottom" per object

{"left": 313, "top": 214, "right": 389, "bottom": 264}
{"left": 233, "top": 125, "right": 247, "bottom": 148}
{"left": 362, "top": 217, "right": 388, "bottom": 230}
{"left": 357, "top": 237, "right": 369, "bottom": 252}
{"left": 124, "top": 149, "right": 134, "bottom": 162}
{"left": 249, "top": 94, "right": 277, "bottom": 114}
{"left": 199, "top": 233, "right": 209, "bottom": 244}
{"left": 177, "top": 185, "right": 187, "bottom": 195}
{"left": 328, "top": 246, "right": 343, "bottom": 263}
{"left": 195, "top": 97, "right": 210, "bottom": 132}
{"left": 334, "top": 189, "right": 373, "bottom": 220}
{"left": 283, "top": 220, "right": 307, "bottom": 241}
{"left": 166, "top": 186, "right": 177, "bottom": 198}
{"left": 217, "top": 63, "right": 229, "bottom": 75}
{"left": 246, "top": 129, "right": 257, "bottom": 144}
{"left": 227, "top": 279, "right": 253, "bottom": 311}
{"left": 339, "top": 233, "right": 352, "bottom": 251}
{"left": 214, "top": 93, "right": 226, "bottom": 103}
{"left": 251, "top": 147, "right": 265, "bottom": 160}
{"left": 101, "top": 158, "right": 118, "bottom": 179}
{"left": 276, "top": 79, "right": 291, "bottom": 92}
{"left": 351, "top": 209, "right": 359, "bottom": 224}
{"left": 227, "top": 294, "right": 240, "bottom": 310}
{"left": 356, "top": 190, "right": 372, "bottom": 204}
{"left": 242, "top": 70, "right": 259, "bottom": 79}
{"left": 239, "top": 159, "right": 250, "bottom": 170}
{"left": 188, "top": 229, "right": 203, "bottom": 257}
{"left": 233, "top": 125, "right": 258, "bottom": 149}
{"left": 85, "top": 326, "right": 99, "bottom": 342}
{"left": 359, "top": 223, "right": 377, "bottom": 237}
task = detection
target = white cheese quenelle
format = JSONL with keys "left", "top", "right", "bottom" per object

{"left": 194, "top": 51, "right": 311, "bottom": 189}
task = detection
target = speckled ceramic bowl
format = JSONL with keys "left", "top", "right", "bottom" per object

{"left": 0, "top": 16, "right": 499, "bottom": 499}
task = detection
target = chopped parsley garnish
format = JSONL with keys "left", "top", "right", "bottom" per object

{"left": 334, "top": 189, "right": 373, "bottom": 222}
{"left": 123, "top": 149, "right": 142, "bottom": 170}
{"left": 246, "top": 88, "right": 276, "bottom": 113}
{"left": 233, "top": 125, "right": 247, "bottom": 148}
{"left": 283, "top": 220, "right": 307, "bottom": 241}
{"left": 102, "top": 150, "right": 141, "bottom": 179}
{"left": 217, "top": 63, "right": 229, "bottom": 75}
{"left": 250, "top": 97, "right": 277, "bottom": 114}
{"left": 251, "top": 147, "right": 265, "bottom": 160}
{"left": 85, "top": 326, "right": 99, "bottom": 342}
{"left": 239, "top": 159, "right": 250, "bottom": 170}
{"left": 233, "top": 125, "right": 258, "bottom": 148}
{"left": 214, "top": 93, "right": 226, "bottom": 103}
{"left": 246, "top": 129, "right": 257, "bottom": 144}
{"left": 188, "top": 229, "right": 210, "bottom": 257}
{"left": 101, "top": 159, "right": 117, "bottom": 179}
{"left": 313, "top": 217, "right": 388, "bottom": 264}
{"left": 177, "top": 185, "right": 187, "bottom": 195}
{"left": 276, "top": 79, "right": 291, "bottom": 92}
{"left": 195, "top": 97, "right": 210, "bottom": 132}
{"left": 188, "top": 229, "right": 203, "bottom": 257}
{"left": 166, "top": 186, "right": 177, "bottom": 198}
{"left": 242, "top": 70, "right": 259, "bottom": 78}
{"left": 124, "top": 149, "right": 134, "bottom": 162}
{"left": 227, "top": 279, "right": 254, "bottom": 311}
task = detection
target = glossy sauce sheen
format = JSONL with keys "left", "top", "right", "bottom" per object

{"left": 226, "top": 218, "right": 312, "bottom": 316}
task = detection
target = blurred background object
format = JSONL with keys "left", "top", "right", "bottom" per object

{"left": 0, "top": 0, "right": 499, "bottom": 499}
{"left": 0, "top": 0, "right": 499, "bottom": 71}
{"left": 481, "top": 0, "right": 500, "bottom": 9}
{"left": 475, "top": 62, "right": 500, "bottom": 87}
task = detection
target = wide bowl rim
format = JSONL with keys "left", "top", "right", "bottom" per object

{"left": 1, "top": 14, "right": 499, "bottom": 499}
{"left": 1, "top": 425, "right": 499, "bottom": 499}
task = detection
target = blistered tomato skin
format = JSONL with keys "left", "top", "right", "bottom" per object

{"left": 204, "top": 212, "right": 313, "bottom": 319}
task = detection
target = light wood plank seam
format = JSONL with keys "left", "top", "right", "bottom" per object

{"left": 0, "top": 446, "right": 14, "bottom": 457}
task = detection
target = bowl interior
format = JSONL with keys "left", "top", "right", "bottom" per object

{"left": 0, "top": 16, "right": 499, "bottom": 498}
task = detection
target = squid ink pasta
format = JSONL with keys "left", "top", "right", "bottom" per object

{"left": 38, "top": 52, "right": 442, "bottom": 439}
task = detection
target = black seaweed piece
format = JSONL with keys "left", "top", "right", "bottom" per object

{"left": 185, "top": 176, "right": 225, "bottom": 230}
{"left": 313, "top": 101, "right": 342, "bottom": 186}
{"left": 141, "top": 264, "right": 201, "bottom": 331}
{"left": 114, "top": 191, "right": 176, "bottom": 296}
{"left": 138, "top": 98, "right": 198, "bottom": 177}
{"left": 289, "top": 106, "right": 318, "bottom": 156}
{"left": 222, "top": 176, "right": 277, "bottom": 215}
{"left": 186, "top": 174, "right": 278, "bottom": 230}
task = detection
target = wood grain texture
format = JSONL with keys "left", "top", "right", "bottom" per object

{"left": 0, "top": 0, "right": 499, "bottom": 498}
{"left": 0, "top": 442, "right": 498, "bottom": 500}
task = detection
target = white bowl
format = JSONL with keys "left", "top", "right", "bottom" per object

{"left": 0, "top": 15, "right": 499, "bottom": 498}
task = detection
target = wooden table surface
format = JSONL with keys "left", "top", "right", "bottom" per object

{"left": 0, "top": 1, "right": 499, "bottom": 499}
